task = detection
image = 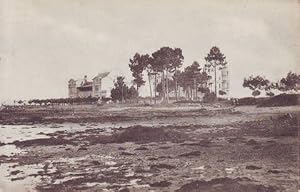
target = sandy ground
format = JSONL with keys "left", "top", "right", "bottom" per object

{"left": 0, "top": 105, "right": 299, "bottom": 192}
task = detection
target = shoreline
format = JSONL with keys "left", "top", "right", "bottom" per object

{"left": 0, "top": 105, "right": 299, "bottom": 191}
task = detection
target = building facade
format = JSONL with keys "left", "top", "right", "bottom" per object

{"left": 204, "top": 64, "right": 229, "bottom": 98}
{"left": 68, "top": 72, "right": 109, "bottom": 98}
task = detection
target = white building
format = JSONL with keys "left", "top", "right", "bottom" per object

{"left": 68, "top": 72, "right": 110, "bottom": 98}
{"left": 204, "top": 64, "right": 229, "bottom": 98}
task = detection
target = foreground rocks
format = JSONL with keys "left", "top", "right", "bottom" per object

{"left": 175, "top": 177, "right": 277, "bottom": 192}
{"left": 0, "top": 105, "right": 299, "bottom": 192}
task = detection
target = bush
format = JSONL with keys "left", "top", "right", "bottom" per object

{"left": 198, "top": 87, "right": 210, "bottom": 94}
{"left": 174, "top": 100, "right": 201, "bottom": 104}
{"left": 219, "top": 90, "right": 226, "bottom": 95}
{"left": 203, "top": 92, "right": 217, "bottom": 103}
{"left": 236, "top": 97, "right": 257, "bottom": 106}
{"left": 266, "top": 92, "right": 275, "bottom": 97}
{"left": 235, "top": 97, "right": 269, "bottom": 106}
{"left": 257, "top": 94, "right": 300, "bottom": 107}
{"left": 252, "top": 90, "right": 261, "bottom": 97}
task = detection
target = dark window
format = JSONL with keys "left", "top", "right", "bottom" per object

{"left": 77, "top": 86, "right": 92, "bottom": 91}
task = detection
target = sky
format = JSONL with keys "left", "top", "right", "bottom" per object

{"left": 0, "top": 0, "right": 299, "bottom": 103}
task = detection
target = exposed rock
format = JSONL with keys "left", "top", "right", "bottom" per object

{"left": 175, "top": 177, "right": 276, "bottom": 192}
{"left": 149, "top": 180, "right": 172, "bottom": 187}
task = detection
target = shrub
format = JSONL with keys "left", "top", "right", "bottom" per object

{"left": 219, "top": 90, "right": 226, "bottom": 95}
{"left": 203, "top": 92, "right": 217, "bottom": 103}
{"left": 257, "top": 94, "right": 300, "bottom": 107}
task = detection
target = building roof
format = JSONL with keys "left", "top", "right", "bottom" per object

{"left": 93, "top": 72, "right": 110, "bottom": 80}
{"left": 68, "top": 78, "right": 76, "bottom": 83}
{"left": 81, "top": 81, "right": 93, "bottom": 86}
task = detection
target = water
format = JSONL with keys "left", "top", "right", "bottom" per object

{"left": 0, "top": 144, "right": 25, "bottom": 156}
{"left": 0, "top": 121, "right": 175, "bottom": 144}
{"left": 0, "top": 163, "right": 46, "bottom": 192}
{"left": 0, "top": 123, "right": 119, "bottom": 191}
{"left": 0, "top": 114, "right": 243, "bottom": 191}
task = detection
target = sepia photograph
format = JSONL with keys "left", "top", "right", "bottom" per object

{"left": 0, "top": 0, "right": 299, "bottom": 191}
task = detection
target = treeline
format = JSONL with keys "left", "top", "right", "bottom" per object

{"left": 243, "top": 72, "right": 300, "bottom": 97}
{"left": 122, "top": 46, "right": 227, "bottom": 103}
{"left": 28, "top": 97, "right": 99, "bottom": 105}
{"left": 128, "top": 47, "right": 184, "bottom": 103}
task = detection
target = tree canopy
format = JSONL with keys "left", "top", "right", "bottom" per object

{"left": 177, "top": 61, "right": 209, "bottom": 90}
{"left": 128, "top": 53, "right": 146, "bottom": 92}
{"left": 205, "top": 46, "right": 226, "bottom": 66}
{"left": 243, "top": 76, "right": 270, "bottom": 91}
{"left": 204, "top": 46, "right": 227, "bottom": 96}
{"left": 151, "top": 47, "right": 184, "bottom": 73}
{"left": 242, "top": 72, "right": 300, "bottom": 97}
{"left": 278, "top": 72, "right": 300, "bottom": 91}
{"left": 110, "top": 76, "right": 138, "bottom": 102}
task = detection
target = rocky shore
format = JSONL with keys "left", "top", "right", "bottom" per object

{"left": 0, "top": 105, "right": 299, "bottom": 191}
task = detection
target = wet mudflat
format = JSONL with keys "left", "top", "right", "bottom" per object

{"left": 0, "top": 105, "right": 299, "bottom": 192}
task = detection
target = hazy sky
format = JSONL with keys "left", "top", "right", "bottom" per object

{"left": 0, "top": 0, "right": 299, "bottom": 102}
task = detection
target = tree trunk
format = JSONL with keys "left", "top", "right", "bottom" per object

{"left": 175, "top": 67, "right": 178, "bottom": 101}
{"left": 186, "top": 88, "right": 189, "bottom": 100}
{"left": 194, "top": 78, "right": 197, "bottom": 100}
{"left": 214, "top": 63, "right": 217, "bottom": 97}
{"left": 154, "top": 73, "right": 157, "bottom": 104}
{"left": 162, "top": 71, "right": 165, "bottom": 101}
{"left": 121, "top": 86, "right": 124, "bottom": 103}
{"left": 136, "top": 85, "right": 139, "bottom": 103}
{"left": 166, "top": 70, "right": 169, "bottom": 103}
{"left": 148, "top": 72, "right": 152, "bottom": 104}
{"left": 191, "top": 86, "right": 194, "bottom": 100}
